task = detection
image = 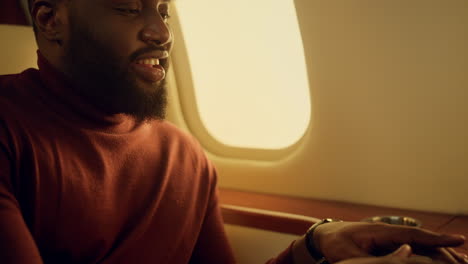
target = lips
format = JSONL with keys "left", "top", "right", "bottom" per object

{"left": 131, "top": 51, "right": 169, "bottom": 83}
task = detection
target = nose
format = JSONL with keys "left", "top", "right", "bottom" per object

{"left": 140, "top": 12, "right": 172, "bottom": 47}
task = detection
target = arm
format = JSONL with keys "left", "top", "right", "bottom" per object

{"left": 189, "top": 194, "right": 237, "bottom": 264}
{"left": 188, "top": 156, "right": 236, "bottom": 264}
{"left": 0, "top": 142, "right": 43, "bottom": 263}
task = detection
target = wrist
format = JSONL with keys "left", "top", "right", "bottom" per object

{"left": 305, "top": 219, "right": 343, "bottom": 264}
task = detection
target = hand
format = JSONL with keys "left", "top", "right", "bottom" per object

{"left": 336, "top": 244, "right": 466, "bottom": 264}
{"left": 419, "top": 247, "right": 468, "bottom": 264}
{"left": 312, "top": 222, "right": 466, "bottom": 263}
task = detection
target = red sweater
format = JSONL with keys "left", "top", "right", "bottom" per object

{"left": 0, "top": 54, "right": 294, "bottom": 263}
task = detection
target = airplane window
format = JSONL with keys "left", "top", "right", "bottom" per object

{"left": 175, "top": 0, "right": 311, "bottom": 150}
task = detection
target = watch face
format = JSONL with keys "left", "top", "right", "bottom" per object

{"left": 361, "top": 216, "right": 421, "bottom": 227}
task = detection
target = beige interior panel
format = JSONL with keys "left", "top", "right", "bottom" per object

{"left": 168, "top": 0, "right": 468, "bottom": 214}
{"left": 0, "top": 25, "right": 37, "bottom": 74}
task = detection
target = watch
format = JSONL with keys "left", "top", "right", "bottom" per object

{"left": 305, "top": 218, "right": 343, "bottom": 264}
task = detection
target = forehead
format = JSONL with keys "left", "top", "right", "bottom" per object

{"left": 71, "top": 0, "right": 172, "bottom": 12}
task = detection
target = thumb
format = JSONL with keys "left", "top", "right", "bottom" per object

{"left": 390, "top": 244, "right": 412, "bottom": 258}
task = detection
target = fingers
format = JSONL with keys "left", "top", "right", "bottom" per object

{"left": 391, "top": 245, "right": 413, "bottom": 258}
{"left": 335, "top": 256, "right": 430, "bottom": 264}
{"left": 373, "top": 225, "right": 466, "bottom": 249}
{"left": 446, "top": 248, "right": 468, "bottom": 264}
{"left": 410, "top": 247, "right": 468, "bottom": 264}
{"left": 404, "top": 255, "right": 441, "bottom": 264}
{"left": 335, "top": 253, "right": 461, "bottom": 264}
{"left": 433, "top": 248, "right": 460, "bottom": 264}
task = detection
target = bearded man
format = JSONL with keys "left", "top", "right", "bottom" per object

{"left": 0, "top": 0, "right": 466, "bottom": 263}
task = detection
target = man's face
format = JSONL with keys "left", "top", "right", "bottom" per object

{"left": 61, "top": 0, "right": 173, "bottom": 121}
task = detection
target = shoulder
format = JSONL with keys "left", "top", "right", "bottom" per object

{"left": 0, "top": 69, "right": 42, "bottom": 149}
{"left": 0, "top": 69, "right": 40, "bottom": 97}
{"left": 0, "top": 69, "right": 41, "bottom": 115}
{"left": 151, "top": 121, "right": 216, "bottom": 174}
{"left": 154, "top": 121, "right": 205, "bottom": 153}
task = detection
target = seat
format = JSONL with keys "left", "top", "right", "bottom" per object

{"left": 0, "top": 24, "right": 37, "bottom": 75}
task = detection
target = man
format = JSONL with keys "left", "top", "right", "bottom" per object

{"left": 0, "top": 0, "right": 466, "bottom": 263}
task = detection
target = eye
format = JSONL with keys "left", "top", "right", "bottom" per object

{"left": 115, "top": 8, "right": 141, "bottom": 15}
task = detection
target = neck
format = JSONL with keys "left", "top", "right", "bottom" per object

{"left": 36, "top": 51, "right": 140, "bottom": 133}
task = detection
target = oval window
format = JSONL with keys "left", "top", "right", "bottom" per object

{"left": 175, "top": 0, "right": 311, "bottom": 149}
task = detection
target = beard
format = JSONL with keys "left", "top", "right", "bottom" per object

{"left": 62, "top": 18, "right": 167, "bottom": 122}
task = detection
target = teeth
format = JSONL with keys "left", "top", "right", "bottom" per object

{"left": 137, "top": 58, "right": 160, "bottom": 65}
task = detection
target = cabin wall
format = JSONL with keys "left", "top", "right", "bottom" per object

{"left": 169, "top": 0, "right": 468, "bottom": 215}
{"left": 0, "top": 25, "right": 37, "bottom": 74}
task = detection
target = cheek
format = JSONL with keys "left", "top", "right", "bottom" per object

{"left": 96, "top": 23, "right": 142, "bottom": 61}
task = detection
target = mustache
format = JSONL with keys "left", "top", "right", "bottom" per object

{"left": 129, "top": 46, "right": 169, "bottom": 62}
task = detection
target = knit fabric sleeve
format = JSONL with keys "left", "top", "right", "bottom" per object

{"left": 188, "top": 142, "right": 237, "bottom": 264}
{"left": 185, "top": 137, "right": 297, "bottom": 264}
{"left": 0, "top": 119, "right": 43, "bottom": 263}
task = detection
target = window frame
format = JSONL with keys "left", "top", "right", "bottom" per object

{"left": 168, "top": 4, "right": 312, "bottom": 161}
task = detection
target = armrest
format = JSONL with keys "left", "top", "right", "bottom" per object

{"left": 221, "top": 204, "right": 320, "bottom": 235}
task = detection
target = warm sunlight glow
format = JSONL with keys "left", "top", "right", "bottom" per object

{"left": 176, "top": 0, "right": 311, "bottom": 149}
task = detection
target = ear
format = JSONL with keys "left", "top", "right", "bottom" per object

{"left": 31, "top": 0, "right": 66, "bottom": 43}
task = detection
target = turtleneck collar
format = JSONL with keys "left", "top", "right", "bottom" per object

{"left": 36, "top": 51, "right": 139, "bottom": 134}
